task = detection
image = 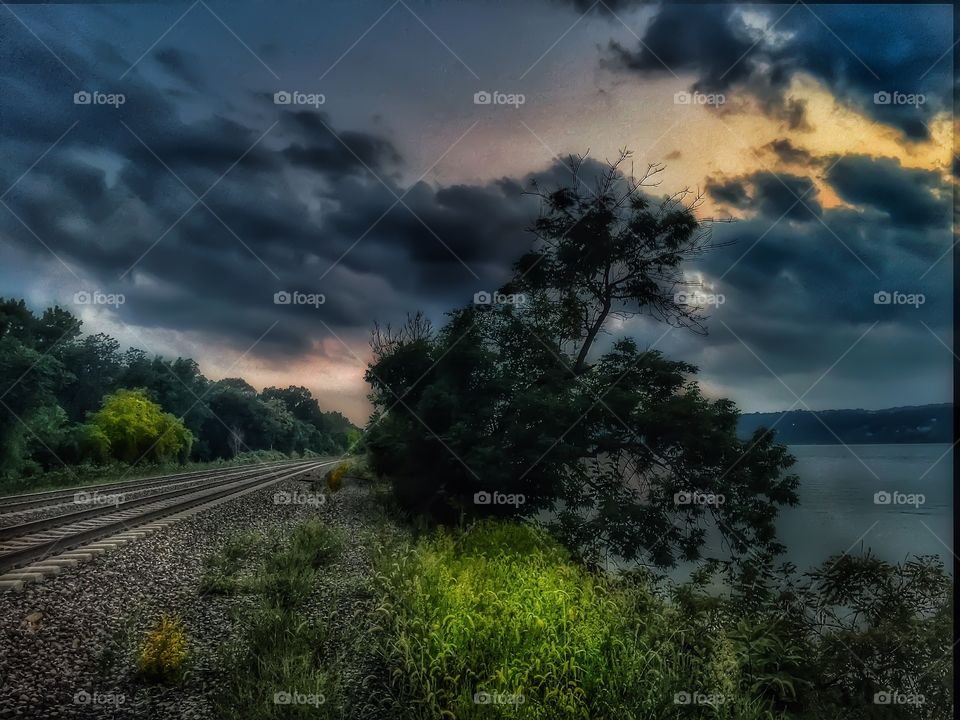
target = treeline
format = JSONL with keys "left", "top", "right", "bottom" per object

{"left": 0, "top": 298, "right": 356, "bottom": 481}
{"left": 738, "top": 404, "right": 953, "bottom": 444}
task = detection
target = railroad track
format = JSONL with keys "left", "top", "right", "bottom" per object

{"left": 0, "top": 461, "right": 316, "bottom": 538}
{"left": 0, "top": 459, "right": 297, "bottom": 514}
{"left": 0, "top": 459, "right": 336, "bottom": 589}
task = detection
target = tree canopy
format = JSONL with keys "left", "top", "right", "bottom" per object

{"left": 0, "top": 298, "right": 357, "bottom": 483}
{"left": 365, "top": 152, "right": 798, "bottom": 568}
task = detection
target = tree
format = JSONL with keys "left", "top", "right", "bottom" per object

{"left": 88, "top": 388, "right": 193, "bottom": 464}
{"left": 59, "top": 333, "right": 124, "bottom": 421}
{"left": 201, "top": 380, "right": 264, "bottom": 459}
{"left": 365, "top": 153, "right": 798, "bottom": 567}
{"left": 262, "top": 385, "right": 354, "bottom": 452}
{"left": 0, "top": 299, "right": 359, "bottom": 479}
{"left": 0, "top": 299, "right": 77, "bottom": 478}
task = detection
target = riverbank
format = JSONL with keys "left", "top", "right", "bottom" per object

{"left": 0, "top": 470, "right": 950, "bottom": 720}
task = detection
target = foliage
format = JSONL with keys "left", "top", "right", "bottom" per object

{"left": 374, "top": 520, "right": 952, "bottom": 720}
{"left": 214, "top": 520, "right": 343, "bottom": 720}
{"left": 137, "top": 615, "right": 189, "bottom": 683}
{"left": 0, "top": 448, "right": 299, "bottom": 495}
{"left": 88, "top": 388, "right": 194, "bottom": 464}
{"left": 364, "top": 155, "right": 798, "bottom": 567}
{"left": 257, "top": 520, "right": 343, "bottom": 610}
{"left": 673, "top": 551, "right": 953, "bottom": 720}
{"left": 373, "top": 520, "right": 780, "bottom": 720}
{"left": 198, "top": 531, "right": 263, "bottom": 596}
{"left": 0, "top": 297, "right": 358, "bottom": 484}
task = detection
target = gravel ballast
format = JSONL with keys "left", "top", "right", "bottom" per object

{"left": 0, "top": 468, "right": 389, "bottom": 719}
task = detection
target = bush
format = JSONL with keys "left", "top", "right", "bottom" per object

{"left": 325, "top": 463, "right": 347, "bottom": 493}
{"left": 137, "top": 615, "right": 188, "bottom": 683}
{"left": 232, "top": 449, "right": 291, "bottom": 464}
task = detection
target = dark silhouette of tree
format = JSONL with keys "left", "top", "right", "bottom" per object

{"left": 365, "top": 152, "right": 797, "bottom": 567}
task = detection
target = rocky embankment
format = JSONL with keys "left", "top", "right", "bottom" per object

{"left": 0, "top": 469, "right": 389, "bottom": 719}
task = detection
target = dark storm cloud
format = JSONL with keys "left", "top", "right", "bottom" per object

{"left": 764, "top": 139, "right": 816, "bottom": 166}
{"left": 751, "top": 173, "right": 821, "bottom": 222}
{"left": 691, "top": 147, "right": 950, "bottom": 395}
{"left": 605, "top": 4, "right": 754, "bottom": 89}
{"left": 0, "top": 6, "right": 950, "bottom": 412}
{"left": 707, "top": 171, "right": 821, "bottom": 221}
{"left": 0, "top": 30, "right": 543, "bottom": 360}
{"left": 705, "top": 176, "right": 749, "bottom": 208}
{"left": 603, "top": 3, "right": 952, "bottom": 139}
{"left": 824, "top": 155, "right": 950, "bottom": 230}
{"left": 552, "top": 0, "right": 651, "bottom": 12}
{"left": 280, "top": 116, "right": 403, "bottom": 180}
{"left": 153, "top": 47, "right": 205, "bottom": 90}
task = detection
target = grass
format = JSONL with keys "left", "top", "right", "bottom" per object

{"left": 212, "top": 519, "right": 344, "bottom": 720}
{"left": 373, "top": 520, "right": 782, "bottom": 720}
{"left": 198, "top": 531, "right": 264, "bottom": 596}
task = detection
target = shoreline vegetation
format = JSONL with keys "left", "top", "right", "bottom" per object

{"left": 737, "top": 404, "right": 952, "bottom": 445}
{"left": 192, "top": 465, "right": 951, "bottom": 720}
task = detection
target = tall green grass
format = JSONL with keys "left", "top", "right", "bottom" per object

{"left": 213, "top": 520, "right": 343, "bottom": 720}
{"left": 374, "top": 520, "right": 778, "bottom": 719}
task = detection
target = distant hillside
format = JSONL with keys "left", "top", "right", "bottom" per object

{"left": 737, "top": 404, "right": 953, "bottom": 444}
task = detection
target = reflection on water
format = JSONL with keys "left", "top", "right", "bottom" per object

{"left": 777, "top": 443, "right": 952, "bottom": 570}
{"left": 663, "top": 444, "right": 953, "bottom": 582}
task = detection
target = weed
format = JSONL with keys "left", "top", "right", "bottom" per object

{"left": 137, "top": 615, "right": 188, "bottom": 684}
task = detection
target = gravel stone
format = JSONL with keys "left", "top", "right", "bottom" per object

{"left": 0, "top": 468, "right": 389, "bottom": 720}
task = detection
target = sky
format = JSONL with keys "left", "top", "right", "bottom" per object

{"left": 0, "top": 0, "right": 954, "bottom": 424}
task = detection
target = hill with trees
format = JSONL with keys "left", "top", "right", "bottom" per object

{"left": 737, "top": 404, "right": 952, "bottom": 444}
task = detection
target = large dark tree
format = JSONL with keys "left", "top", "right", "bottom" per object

{"left": 365, "top": 152, "right": 799, "bottom": 567}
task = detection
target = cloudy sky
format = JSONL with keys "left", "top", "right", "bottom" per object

{"left": 0, "top": 0, "right": 953, "bottom": 423}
